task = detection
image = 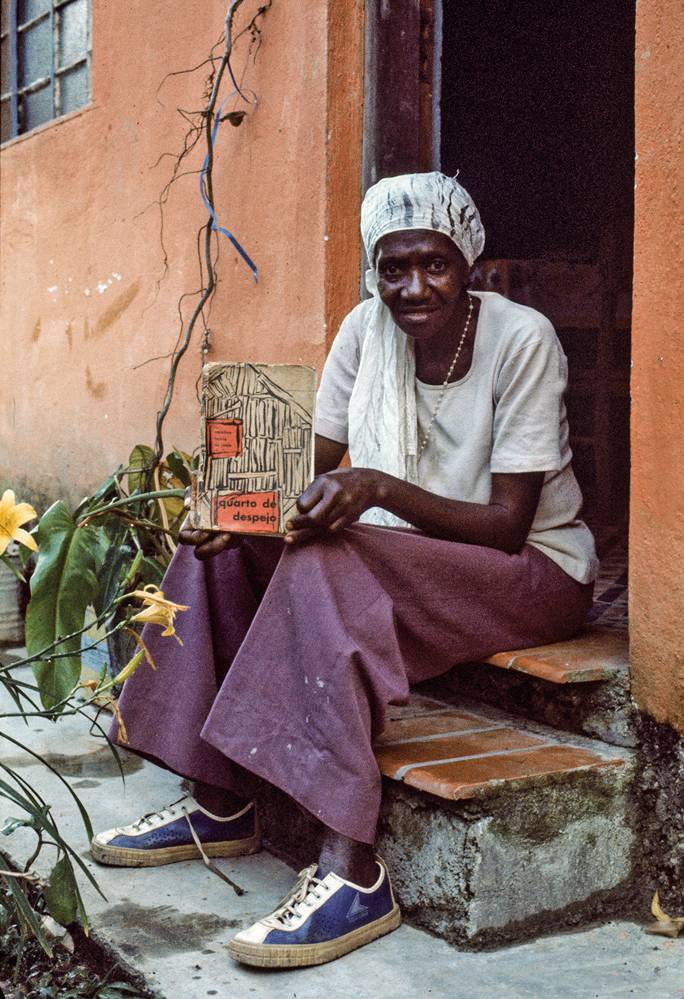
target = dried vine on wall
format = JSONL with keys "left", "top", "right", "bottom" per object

{"left": 146, "top": 0, "right": 272, "bottom": 475}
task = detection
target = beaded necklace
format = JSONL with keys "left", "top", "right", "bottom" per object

{"left": 417, "top": 294, "right": 475, "bottom": 463}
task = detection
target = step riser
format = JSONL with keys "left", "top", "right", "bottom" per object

{"left": 425, "top": 663, "right": 637, "bottom": 749}
{"left": 259, "top": 761, "right": 635, "bottom": 947}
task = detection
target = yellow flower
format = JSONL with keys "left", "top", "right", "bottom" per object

{"left": 0, "top": 489, "right": 38, "bottom": 557}
{"left": 130, "top": 584, "right": 189, "bottom": 644}
{"left": 646, "top": 890, "right": 684, "bottom": 938}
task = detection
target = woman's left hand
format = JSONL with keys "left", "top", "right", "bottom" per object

{"left": 285, "top": 468, "right": 384, "bottom": 545}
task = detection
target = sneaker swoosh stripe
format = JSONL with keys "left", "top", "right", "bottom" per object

{"left": 393, "top": 742, "right": 560, "bottom": 780}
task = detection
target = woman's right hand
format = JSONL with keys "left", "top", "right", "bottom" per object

{"left": 178, "top": 525, "right": 237, "bottom": 560}
{"left": 178, "top": 487, "right": 238, "bottom": 560}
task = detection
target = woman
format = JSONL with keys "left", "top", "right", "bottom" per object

{"left": 92, "top": 172, "right": 598, "bottom": 968}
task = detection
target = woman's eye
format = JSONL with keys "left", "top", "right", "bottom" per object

{"left": 381, "top": 264, "right": 400, "bottom": 277}
{"left": 429, "top": 259, "right": 447, "bottom": 273}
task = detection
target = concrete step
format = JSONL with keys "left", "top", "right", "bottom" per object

{"left": 424, "top": 633, "right": 635, "bottom": 749}
{"left": 260, "top": 693, "right": 636, "bottom": 949}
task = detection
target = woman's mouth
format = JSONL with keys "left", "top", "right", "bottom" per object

{"left": 398, "top": 308, "right": 439, "bottom": 323}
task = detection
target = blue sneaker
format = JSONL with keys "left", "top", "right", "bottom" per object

{"left": 228, "top": 859, "right": 401, "bottom": 967}
{"left": 91, "top": 795, "right": 260, "bottom": 867}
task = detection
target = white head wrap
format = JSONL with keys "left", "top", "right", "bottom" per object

{"left": 360, "top": 171, "right": 485, "bottom": 267}
{"left": 348, "top": 172, "right": 485, "bottom": 528}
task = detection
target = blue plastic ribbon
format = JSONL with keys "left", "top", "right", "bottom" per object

{"left": 200, "top": 101, "right": 258, "bottom": 282}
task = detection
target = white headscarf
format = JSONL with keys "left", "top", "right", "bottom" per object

{"left": 348, "top": 172, "right": 485, "bottom": 527}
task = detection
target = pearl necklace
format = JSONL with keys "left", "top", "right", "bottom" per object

{"left": 417, "top": 294, "right": 475, "bottom": 463}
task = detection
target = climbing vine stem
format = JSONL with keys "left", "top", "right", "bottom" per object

{"left": 150, "top": 0, "right": 272, "bottom": 474}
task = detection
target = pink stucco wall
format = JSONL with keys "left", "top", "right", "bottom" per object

{"left": 1, "top": 1, "right": 363, "bottom": 507}
{"left": 630, "top": 0, "right": 684, "bottom": 734}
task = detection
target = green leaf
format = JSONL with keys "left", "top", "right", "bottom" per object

{"left": 1, "top": 815, "right": 34, "bottom": 836}
{"left": 121, "top": 548, "right": 143, "bottom": 589}
{"left": 3, "top": 875, "right": 53, "bottom": 956}
{"left": 165, "top": 450, "right": 191, "bottom": 486}
{"left": 127, "top": 445, "right": 154, "bottom": 496}
{"left": 1, "top": 730, "right": 95, "bottom": 842}
{"left": 19, "top": 536, "right": 37, "bottom": 567}
{"left": 0, "top": 552, "right": 26, "bottom": 582}
{"left": 161, "top": 494, "right": 186, "bottom": 524}
{"left": 44, "top": 855, "right": 78, "bottom": 927}
{"left": 73, "top": 470, "right": 121, "bottom": 519}
{"left": 25, "top": 502, "right": 105, "bottom": 710}
{"left": 139, "top": 556, "right": 166, "bottom": 587}
{"left": 93, "top": 542, "right": 137, "bottom": 617}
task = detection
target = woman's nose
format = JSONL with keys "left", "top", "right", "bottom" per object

{"left": 402, "top": 267, "right": 428, "bottom": 301}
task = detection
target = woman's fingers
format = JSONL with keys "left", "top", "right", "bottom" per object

{"left": 288, "top": 492, "right": 346, "bottom": 531}
{"left": 284, "top": 525, "right": 325, "bottom": 546}
{"left": 285, "top": 503, "right": 354, "bottom": 545}
{"left": 296, "top": 477, "right": 349, "bottom": 524}
{"left": 296, "top": 478, "right": 327, "bottom": 514}
{"left": 288, "top": 469, "right": 380, "bottom": 544}
{"left": 193, "top": 533, "right": 238, "bottom": 560}
{"left": 178, "top": 527, "right": 236, "bottom": 559}
{"left": 178, "top": 527, "right": 213, "bottom": 546}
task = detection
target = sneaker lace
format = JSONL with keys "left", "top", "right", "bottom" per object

{"left": 130, "top": 795, "right": 187, "bottom": 832}
{"left": 180, "top": 802, "right": 245, "bottom": 898}
{"left": 271, "top": 865, "right": 330, "bottom": 926}
{"left": 126, "top": 795, "right": 247, "bottom": 897}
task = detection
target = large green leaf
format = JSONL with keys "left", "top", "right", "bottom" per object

{"left": 25, "top": 502, "right": 105, "bottom": 710}
{"left": 127, "top": 444, "right": 154, "bottom": 496}
{"left": 44, "top": 855, "right": 78, "bottom": 927}
{"left": 93, "top": 541, "right": 136, "bottom": 617}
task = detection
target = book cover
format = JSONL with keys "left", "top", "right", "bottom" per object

{"left": 193, "top": 362, "right": 316, "bottom": 536}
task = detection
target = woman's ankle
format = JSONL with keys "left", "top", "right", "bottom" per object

{"left": 192, "top": 781, "right": 249, "bottom": 818}
{"left": 317, "top": 829, "right": 378, "bottom": 888}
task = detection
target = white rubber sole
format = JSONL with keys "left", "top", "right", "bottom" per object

{"left": 91, "top": 830, "right": 261, "bottom": 867}
{"left": 228, "top": 905, "right": 402, "bottom": 968}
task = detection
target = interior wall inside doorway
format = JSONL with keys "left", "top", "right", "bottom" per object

{"left": 439, "top": 0, "right": 635, "bottom": 543}
{"left": 440, "top": 0, "right": 634, "bottom": 262}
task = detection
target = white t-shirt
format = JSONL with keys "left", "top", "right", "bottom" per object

{"left": 315, "top": 291, "right": 598, "bottom": 584}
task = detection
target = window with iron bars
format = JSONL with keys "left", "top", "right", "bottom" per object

{"left": 1, "top": 0, "right": 91, "bottom": 144}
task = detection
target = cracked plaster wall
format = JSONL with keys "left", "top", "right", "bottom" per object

{"left": 0, "top": 0, "right": 364, "bottom": 509}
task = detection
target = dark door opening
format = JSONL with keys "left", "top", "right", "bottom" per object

{"left": 439, "top": 0, "right": 634, "bottom": 572}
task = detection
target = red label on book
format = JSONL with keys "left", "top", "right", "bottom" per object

{"left": 214, "top": 490, "right": 280, "bottom": 533}
{"left": 207, "top": 419, "right": 243, "bottom": 458}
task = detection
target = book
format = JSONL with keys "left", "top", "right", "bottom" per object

{"left": 192, "top": 362, "right": 316, "bottom": 536}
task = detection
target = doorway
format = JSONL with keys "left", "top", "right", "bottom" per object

{"left": 362, "top": 0, "right": 634, "bottom": 630}
{"left": 438, "top": 1, "right": 634, "bottom": 630}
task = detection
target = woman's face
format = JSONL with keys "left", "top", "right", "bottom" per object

{"left": 375, "top": 229, "right": 470, "bottom": 340}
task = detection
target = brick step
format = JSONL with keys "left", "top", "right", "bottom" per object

{"left": 482, "top": 625, "right": 627, "bottom": 684}
{"left": 375, "top": 693, "right": 626, "bottom": 796}
{"left": 424, "top": 629, "right": 635, "bottom": 750}
{"left": 260, "top": 693, "right": 635, "bottom": 948}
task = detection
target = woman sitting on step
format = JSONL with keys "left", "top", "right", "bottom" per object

{"left": 92, "top": 172, "right": 598, "bottom": 969}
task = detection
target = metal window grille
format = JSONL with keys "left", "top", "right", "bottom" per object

{"left": 1, "top": 0, "right": 91, "bottom": 143}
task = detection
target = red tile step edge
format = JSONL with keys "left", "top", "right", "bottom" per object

{"left": 376, "top": 696, "right": 625, "bottom": 801}
{"left": 481, "top": 625, "right": 628, "bottom": 684}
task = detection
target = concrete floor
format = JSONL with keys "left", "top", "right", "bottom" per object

{"left": 1, "top": 663, "right": 682, "bottom": 999}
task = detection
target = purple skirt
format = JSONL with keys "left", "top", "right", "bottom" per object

{"left": 113, "top": 525, "right": 592, "bottom": 843}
